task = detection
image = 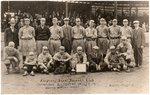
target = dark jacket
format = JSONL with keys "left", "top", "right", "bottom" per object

{"left": 88, "top": 52, "right": 103, "bottom": 65}
{"left": 4, "top": 27, "right": 19, "bottom": 48}
{"left": 35, "top": 26, "right": 51, "bottom": 41}
{"left": 132, "top": 27, "right": 145, "bottom": 48}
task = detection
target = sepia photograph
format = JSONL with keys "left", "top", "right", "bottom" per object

{"left": 0, "top": 0, "right": 149, "bottom": 94}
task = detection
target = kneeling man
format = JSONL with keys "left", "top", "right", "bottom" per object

{"left": 3, "top": 41, "right": 21, "bottom": 74}
{"left": 117, "top": 36, "right": 135, "bottom": 72}
{"left": 88, "top": 46, "right": 107, "bottom": 72}
{"left": 104, "top": 46, "right": 120, "bottom": 71}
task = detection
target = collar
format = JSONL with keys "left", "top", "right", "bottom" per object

{"left": 123, "top": 25, "right": 128, "bottom": 28}
{"left": 77, "top": 52, "right": 83, "bottom": 56}
{"left": 65, "top": 24, "right": 68, "bottom": 27}
{"left": 113, "top": 25, "right": 117, "bottom": 27}
{"left": 25, "top": 25, "right": 29, "bottom": 28}
{"left": 10, "top": 26, "right": 14, "bottom": 32}
{"left": 135, "top": 27, "right": 139, "bottom": 30}
{"left": 41, "top": 25, "right": 45, "bottom": 29}
{"left": 76, "top": 25, "right": 80, "bottom": 28}
{"left": 10, "top": 26, "right": 14, "bottom": 29}
{"left": 53, "top": 25, "right": 58, "bottom": 27}
{"left": 100, "top": 25, "right": 105, "bottom": 27}
{"left": 89, "top": 26, "right": 94, "bottom": 29}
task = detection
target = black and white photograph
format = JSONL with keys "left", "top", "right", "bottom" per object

{"left": 0, "top": 0, "right": 149, "bottom": 94}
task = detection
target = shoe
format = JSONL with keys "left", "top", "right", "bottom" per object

{"left": 41, "top": 71, "right": 44, "bottom": 74}
{"left": 45, "top": 71, "right": 49, "bottom": 75}
{"left": 30, "top": 71, "right": 35, "bottom": 76}
{"left": 70, "top": 69, "right": 76, "bottom": 75}
{"left": 125, "top": 69, "right": 131, "bottom": 73}
{"left": 70, "top": 71, "right": 76, "bottom": 75}
{"left": 116, "top": 69, "right": 120, "bottom": 72}
{"left": 5, "top": 70, "right": 10, "bottom": 75}
{"left": 113, "top": 68, "right": 117, "bottom": 71}
{"left": 90, "top": 70, "right": 95, "bottom": 73}
{"left": 23, "top": 71, "right": 28, "bottom": 76}
{"left": 138, "top": 65, "right": 142, "bottom": 69}
{"left": 135, "top": 64, "right": 139, "bottom": 67}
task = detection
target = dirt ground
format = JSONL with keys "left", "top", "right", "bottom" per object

{"left": 1, "top": 33, "right": 149, "bottom": 94}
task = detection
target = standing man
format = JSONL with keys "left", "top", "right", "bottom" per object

{"left": 96, "top": 18, "right": 109, "bottom": 58}
{"left": 120, "top": 19, "right": 133, "bottom": 43}
{"left": 132, "top": 20, "right": 145, "bottom": 67}
{"left": 108, "top": 19, "right": 122, "bottom": 47}
{"left": 72, "top": 18, "right": 86, "bottom": 54}
{"left": 61, "top": 18, "right": 73, "bottom": 54}
{"left": 85, "top": 20, "right": 97, "bottom": 55}
{"left": 18, "top": 18, "right": 36, "bottom": 61}
{"left": 4, "top": 18, "right": 19, "bottom": 49}
{"left": 49, "top": 18, "right": 63, "bottom": 56}
{"left": 18, "top": 18, "right": 24, "bottom": 29}
{"left": 35, "top": 18, "right": 51, "bottom": 55}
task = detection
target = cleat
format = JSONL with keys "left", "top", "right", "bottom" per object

{"left": 5, "top": 71, "right": 10, "bottom": 75}
{"left": 30, "top": 71, "right": 35, "bottom": 76}
{"left": 23, "top": 71, "right": 28, "bottom": 76}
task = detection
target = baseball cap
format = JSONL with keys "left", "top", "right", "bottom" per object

{"left": 64, "top": 18, "right": 70, "bottom": 21}
{"left": 77, "top": 46, "right": 82, "bottom": 50}
{"left": 93, "top": 46, "right": 99, "bottom": 50}
{"left": 123, "top": 19, "right": 128, "bottom": 22}
{"left": 113, "top": 19, "right": 117, "bottom": 22}
{"left": 121, "top": 36, "right": 127, "bottom": 40}
{"left": 110, "top": 46, "right": 115, "bottom": 50}
{"left": 100, "top": 18, "right": 105, "bottom": 21}
{"left": 40, "top": 18, "right": 46, "bottom": 21}
{"left": 133, "top": 20, "right": 139, "bottom": 24}
{"left": 9, "top": 18, "right": 16, "bottom": 24}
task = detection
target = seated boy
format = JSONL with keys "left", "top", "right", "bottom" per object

{"left": 53, "top": 46, "right": 72, "bottom": 74}
{"left": 38, "top": 46, "right": 53, "bottom": 74}
{"left": 23, "top": 52, "right": 37, "bottom": 76}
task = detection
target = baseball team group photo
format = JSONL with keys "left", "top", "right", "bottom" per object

{"left": 1, "top": 0, "right": 149, "bottom": 94}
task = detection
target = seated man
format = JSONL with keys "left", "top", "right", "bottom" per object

{"left": 71, "top": 46, "right": 89, "bottom": 72}
{"left": 104, "top": 46, "right": 120, "bottom": 71}
{"left": 3, "top": 41, "right": 21, "bottom": 74}
{"left": 117, "top": 36, "right": 135, "bottom": 72}
{"left": 88, "top": 46, "right": 107, "bottom": 72}
{"left": 38, "top": 46, "right": 53, "bottom": 74}
{"left": 53, "top": 46, "right": 72, "bottom": 74}
{"left": 23, "top": 52, "right": 37, "bottom": 76}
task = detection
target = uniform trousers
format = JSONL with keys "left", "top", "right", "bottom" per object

{"left": 72, "top": 39, "right": 85, "bottom": 54}
{"left": 97, "top": 38, "right": 109, "bottom": 56}
{"left": 48, "top": 39, "right": 61, "bottom": 56}
{"left": 36, "top": 40, "right": 49, "bottom": 55}
{"left": 110, "top": 38, "right": 120, "bottom": 47}
{"left": 4, "top": 58, "right": 19, "bottom": 70}
{"left": 85, "top": 40, "right": 96, "bottom": 55}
